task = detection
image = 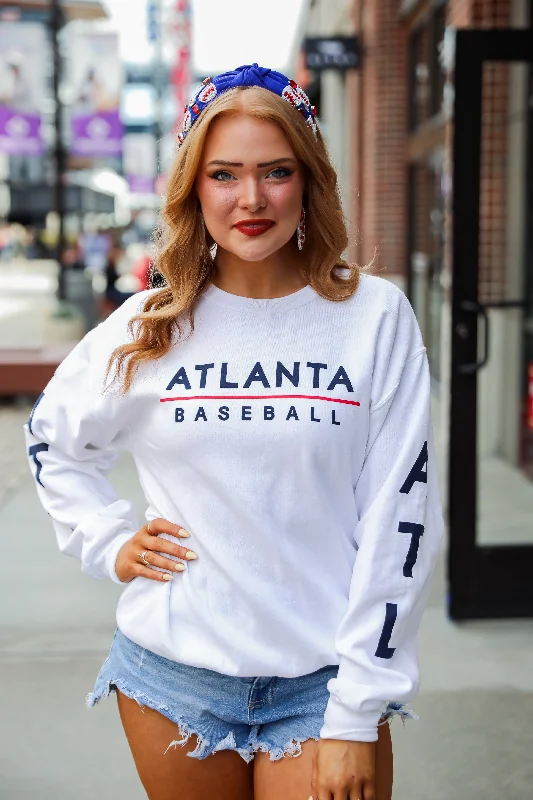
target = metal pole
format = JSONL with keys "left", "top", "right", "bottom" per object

{"left": 50, "top": 0, "right": 66, "bottom": 300}
{"left": 154, "top": 0, "right": 163, "bottom": 176}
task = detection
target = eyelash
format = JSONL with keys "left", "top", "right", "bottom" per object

{"left": 210, "top": 167, "right": 294, "bottom": 182}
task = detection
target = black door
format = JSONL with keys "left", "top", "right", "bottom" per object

{"left": 449, "top": 29, "right": 533, "bottom": 619}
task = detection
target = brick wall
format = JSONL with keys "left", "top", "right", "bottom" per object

{"left": 349, "top": 0, "right": 408, "bottom": 278}
{"left": 473, "top": 0, "right": 511, "bottom": 26}
{"left": 446, "top": 0, "right": 511, "bottom": 301}
{"left": 478, "top": 60, "right": 510, "bottom": 301}
{"left": 474, "top": 0, "right": 511, "bottom": 300}
{"left": 349, "top": 0, "right": 516, "bottom": 293}
{"left": 449, "top": 0, "right": 475, "bottom": 25}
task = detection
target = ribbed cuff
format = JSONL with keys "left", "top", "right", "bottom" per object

{"left": 320, "top": 696, "right": 387, "bottom": 743}
{"left": 104, "top": 530, "right": 138, "bottom": 584}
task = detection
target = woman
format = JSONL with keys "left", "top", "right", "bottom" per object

{"left": 24, "top": 64, "right": 444, "bottom": 800}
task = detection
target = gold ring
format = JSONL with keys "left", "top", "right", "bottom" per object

{"left": 139, "top": 550, "right": 151, "bottom": 567}
{"left": 147, "top": 521, "right": 152, "bottom": 534}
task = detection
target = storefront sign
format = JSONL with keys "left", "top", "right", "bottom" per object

{"left": 0, "top": 22, "right": 47, "bottom": 155}
{"left": 304, "top": 37, "right": 360, "bottom": 71}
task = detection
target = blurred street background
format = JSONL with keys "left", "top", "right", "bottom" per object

{"left": 0, "top": 1, "right": 532, "bottom": 798}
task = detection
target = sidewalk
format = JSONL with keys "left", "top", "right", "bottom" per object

{"left": 0, "top": 404, "right": 145, "bottom": 799}
{"left": 1, "top": 403, "right": 532, "bottom": 799}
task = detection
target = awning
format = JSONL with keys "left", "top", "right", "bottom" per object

{"left": 8, "top": 182, "right": 114, "bottom": 224}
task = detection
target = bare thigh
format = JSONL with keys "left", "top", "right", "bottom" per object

{"left": 116, "top": 689, "right": 254, "bottom": 800}
{"left": 253, "top": 720, "right": 393, "bottom": 800}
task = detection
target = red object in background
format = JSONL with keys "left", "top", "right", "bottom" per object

{"left": 527, "top": 361, "right": 533, "bottom": 431}
{"left": 169, "top": 0, "right": 191, "bottom": 130}
{"left": 132, "top": 254, "right": 152, "bottom": 291}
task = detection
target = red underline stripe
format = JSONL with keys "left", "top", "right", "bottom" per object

{"left": 160, "top": 394, "right": 360, "bottom": 406}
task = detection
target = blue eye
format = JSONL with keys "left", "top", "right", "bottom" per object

{"left": 268, "top": 167, "right": 293, "bottom": 178}
{"left": 211, "top": 171, "right": 235, "bottom": 181}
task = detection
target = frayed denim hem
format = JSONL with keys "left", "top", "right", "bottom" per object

{"left": 378, "top": 701, "right": 418, "bottom": 729}
{"left": 87, "top": 678, "right": 258, "bottom": 763}
{"left": 249, "top": 733, "right": 321, "bottom": 761}
{"left": 88, "top": 679, "right": 327, "bottom": 763}
{"left": 165, "top": 728, "right": 257, "bottom": 763}
{"left": 87, "top": 678, "right": 417, "bottom": 762}
{"left": 166, "top": 730, "right": 320, "bottom": 763}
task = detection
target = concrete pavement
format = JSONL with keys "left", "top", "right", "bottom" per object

{"left": 0, "top": 405, "right": 145, "bottom": 799}
{"left": 1, "top": 402, "right": 532, "bottom": 799}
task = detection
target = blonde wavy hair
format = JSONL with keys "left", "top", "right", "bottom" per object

{"left": 107, "top": 85, "right": 361, "bottom": 394}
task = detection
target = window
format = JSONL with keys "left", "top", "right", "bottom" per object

{"left": 408, "top": 1, "right": 447, "bottom": 131}
{"left": 407, "top": 152, "right": 446, "bottom": 380}
{"left": 430, "top": 2, "right": 446, "bottom": 116}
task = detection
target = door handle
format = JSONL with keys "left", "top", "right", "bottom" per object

{"left": 456, "top": 300, "right": 489, "bottom": 374}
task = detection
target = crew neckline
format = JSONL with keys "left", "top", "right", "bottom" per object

{"left": 200, "top": 281, "right": 318, "bottom": 312}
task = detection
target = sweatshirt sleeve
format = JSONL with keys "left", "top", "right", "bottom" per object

{"left": 23, "top": 296, "right": 146, "bottom": 584}
{"left": 320, "top": 293, "right": 445, "bottom": 743}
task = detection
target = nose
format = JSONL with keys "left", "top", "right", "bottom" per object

{"left": 238, "top": 175, "right": 266, "bottom": 213}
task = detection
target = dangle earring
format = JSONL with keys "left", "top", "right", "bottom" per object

{"left": 200, "top": 210, "right": 217, "bottom": 260}
{"left": 297, "top": 206, "right": 306, "bottom": 251}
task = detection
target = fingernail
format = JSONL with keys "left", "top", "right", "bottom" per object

{"left": 162, "top": 573, "right": 174, "bottom": 581}
{"left": 185, "top": 551, "right": 197, "bottom": 560}
{"left": 176, "top": 526, "right": 190, "bottom": 537}
{"left": 175, "top": 563, "right": 186, "bottom": 572}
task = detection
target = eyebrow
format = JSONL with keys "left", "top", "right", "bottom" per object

{"left": 206, "top": 157, "right": 297, "bottom": 168}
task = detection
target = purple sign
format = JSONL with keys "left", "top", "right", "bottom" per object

{"left": 0, "top": 22, "right": 47, "bottom": 156}
{"left": 71, "top": 110, "right": 123, "bottom": 157}
{"left": 69, "top": 32, "right": 123, "bottom": 158}
{"left": 0, "top": 106, "right": 44, "bottom": 155}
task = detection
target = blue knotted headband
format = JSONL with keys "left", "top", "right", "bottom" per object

{"left": 176, "top": 63, "right": 318, "bottom": 147}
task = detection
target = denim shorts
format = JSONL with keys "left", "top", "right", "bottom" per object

{"left": 87, "top": 628, "right": 415, "bottom": 763}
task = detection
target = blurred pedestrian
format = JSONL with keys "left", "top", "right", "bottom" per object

{"left": 104, "top": 242, "right": 135, "bottom": 308}
{"left": 0, "top": 221, "right": 27, "bottom": 260}
{"left": 24, "top": 63, "right": 443, "bottom": 800}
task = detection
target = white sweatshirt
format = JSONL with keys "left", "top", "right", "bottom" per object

{"left": 24, "top": 273, "right": 444, "bottom": 742}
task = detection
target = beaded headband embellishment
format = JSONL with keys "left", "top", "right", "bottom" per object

{"left": 176, "top": 62, "right": 318, "bottom": 148}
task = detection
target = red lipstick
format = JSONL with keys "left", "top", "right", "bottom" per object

{"left": 234, "top": 219, "right": 275, "bottom": 237}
